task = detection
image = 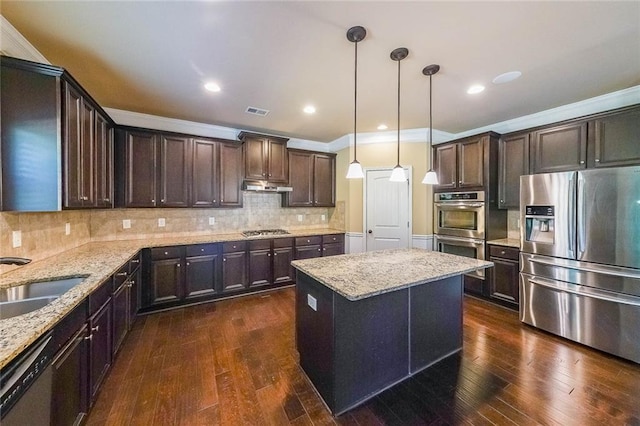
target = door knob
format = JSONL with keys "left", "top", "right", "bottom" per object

{"left": 368, "top": 230, "right": 373, "bottom": 234}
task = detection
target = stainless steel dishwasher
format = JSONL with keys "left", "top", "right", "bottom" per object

{"left": 1, "top": 332, "right": 55, "bottom": 425}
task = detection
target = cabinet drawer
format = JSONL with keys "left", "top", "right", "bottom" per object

{"left": 295, "top": 236, "right": 322, "bottom": 246}
{"left": 489, "top": 245, "right": 519, "bottom": 261}
{"left": 273, "top": 237, "right": 294, "bottom": 248}
{"left": 223, "top": 241, "right": 246, "bottom": 253}
{"left": 112, "top": 264, "right": 129, "bottom": 291}
{"left": 150, "top": 246, "right": 183, "bottom": 260}
{"left": 322, "top": 234, "right": 344, "bottom": 244}
{"left": 186, "top": 243, "right": 218, "bottom": 257}
{"left": 129, "top": 253, "right": 141, "bottom": 273}
{"left": 53, "top": 299, "right": 88, "bottom": 351}
{"left": 249, "top": 239, "right": 271, "bottom": 251}
{"left": 89, "top": 279, "right": 111, "bottom": 316}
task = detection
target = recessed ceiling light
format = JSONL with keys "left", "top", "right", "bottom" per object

{"left": 377, "top": 124, "right": 388, "bottom": 130}
{"left": 492, "top": 71, "right": 522, "bottom": 84}
{"left": 303, "top": 105, "right": 316, "bottom": 114}
{"left": 467, "top": 84, "right": 485, "bottom": 95}
{"left": 204, "top": 82, "right": 221, "bottom": 92}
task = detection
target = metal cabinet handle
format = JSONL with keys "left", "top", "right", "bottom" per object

{"left": 161, "top": 199, "right": 165, "bottom": 203}
{"left": 152, "top": 199, "right": 155, "bottom": 203}
{"left": 221, "top": 199, "right": 224, "bottom": 202}
{"left": 91, "top": 326, "right": 99, "bottom": 332}
{"left": 104, "top": 198, "right": 110, "bottom": 203}
{"left": 267, "top": 253, "right": 271, "bottom": 257}
{"left": 223, "top": 258, "right": 227, "bottom": 262}
{"left": 213, "top": 199, "right": 216, "bottom": 203}
{"left": 274, "top": 253, "right": 277, "bottom": 256}
{"left": 580, "top": 161, "right": 585, "bottom": 164}
{"left": 84, "top": 335, "right": 93, "bottom": 341}
{"left": 595, "top": 159, "right": 600, "bottom": 163}
{"left": 262, "top": 173, "right": 265, "bottom": 176}
{"left": 201, "top": 248, "right": 205, "bottom": 252}
{"left": 186, "top": 262, "right": 190, "bottom": 266}
{"left": 131, "top": 259, "right": 140, "bottom": 264}
{"left": 501, "top": 251, "right": 506, "bottom": 255}
{"left": 318, "top": 249, "right": 321, "bottom": 252}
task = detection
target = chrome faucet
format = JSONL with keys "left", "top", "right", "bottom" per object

{"left": 0, "top": 257, "right": 32, "bottom": 265}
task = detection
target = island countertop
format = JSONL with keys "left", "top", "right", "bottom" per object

{"left": 291, "top": 248, "right": 493, "bottom": 301}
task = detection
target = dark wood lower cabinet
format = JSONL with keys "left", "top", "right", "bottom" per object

{"left": 88, "top": 300, "right": 112, "bottom": 404}
{"left": 488, "top": 245, "right": 520, "bottom": 308}
{"left": 51, "top": 325, "right": 89, "bottom": 426}
{"left": 111, "top": 283, "right": 128, "bottom": 355}
{"left": 148, "top": 256, "right": 182, "bottom": 306}
{"left": 273, "top": 246, "right": 294, "bottom": 284}
{"left": 185, "top": 254, "right": 220, "bottom": 298}
{"left": 222, "top": 250, "right": 248, "bottom": 292}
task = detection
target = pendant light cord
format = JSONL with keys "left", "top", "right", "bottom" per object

{"left": 396, "top": 58, "right": 401, "bottom": 167}
{"left": 429, "top": 73, "right": 432, "bottom": 169}
{"left": 354, "top": 40, "right": 358, "bottom": 161}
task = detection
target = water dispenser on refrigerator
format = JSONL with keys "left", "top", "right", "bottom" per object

{"left": 524, "top": 205, "right": 555, "bottom": 244}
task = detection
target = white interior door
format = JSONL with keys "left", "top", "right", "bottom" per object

{"left": 364, "top": 168, "right": 411, "bottom": 251}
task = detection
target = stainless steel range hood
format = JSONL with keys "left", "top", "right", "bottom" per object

{"left": 242, "top": 180, "right": 293, "bottom": 192}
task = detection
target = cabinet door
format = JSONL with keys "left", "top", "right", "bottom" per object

{"left": 244, "top": 137, "right": 267, "bottom": 180}
{"left": 192, "top": 139, "right": 219, "bottom": 207}
{"left": 295, "top": 245, "right": 322, "bottom": 260}
{"left": 219, "top": 142, "right": 243, "bottom": 207}
{"left": 80, "top": 100, "right": 95, "bottom": 205}
{"left": 222, "top": 251, "right": 247, "bottom": 292}
{"left": 273, "top": 246, "right": 294, "bottom": 284}
{"left": 286, "top": 151, "right": 314, "bottom": 206}
{"left": 434, "top": 144, "right": 457, "bottom": 190}
{"left": 322, "top": 242, "right": 344, "bottom": 257}
{"left": 314, "top": 154, "right": 335, "bottom": 207}
{"left": 185, "top": 254, "right": 220, "bottom": 298}
{"left": 249, "top": 249, "right": 273, "bottom": 287}
{"left": 149, "top": 258, "right": 182, "bottom": 305}
{"left": 589, "top": 108, "right": 640, "bottom": 168}
{"left": 112, "top": 283, "right": 128, "bottom": 356}
{"left": 267, "top": 140, "right": 288, "bottom": 182}
{"left": 159, "top": 135, "right": 190, "bottom": 207}
{"left": 125, "top": 131, "right": 157, "bottom": 207}
{"left": 95, "top": 113, "right": 113, "bottom": 208}
{"left": 489, "top": 257, "right": 519, "bottom": 305}
{"left": 51, "top": 325, "right": 89, "bottom": 426}
{"left": 89, "top": 300, "right": 112, "bottom": 404}
{"left": 498, "top": 133, "right": 529, "bottom": 209}
{"left": 128, "top": 267, "right": 140, "bottom": 328}
{"left": 458, "top": 137, "right": 484, "bottom": 188}
{"left": 531, "top": 122, "right": 587, "bottom": 173}
{"left": 63, "top": 82, "right": 84, "bottom": 208}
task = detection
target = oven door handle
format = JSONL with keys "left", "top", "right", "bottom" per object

{"left": 434, "top": 202, "right": 484, "bottom": 208}
{"left": 435, "top": 235, "right": 484, "bottom": 245}
{"left": 528, "top": 277, "right": 640, "bottom": 307}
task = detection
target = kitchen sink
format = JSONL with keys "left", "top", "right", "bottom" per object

{"left": 0, "top": 296, "right": 59, "bottom": 320}
{"left": 0, "top": 277, "right": 86, "bottom": 320}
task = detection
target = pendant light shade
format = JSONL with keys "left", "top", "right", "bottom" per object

{"left": 389, "top": 47, "right": 409, "bottom": 182}
{"left": 421, "top": 64, "right": 440, "bottom": 185}
{"left": 346, "top": 26, "right": 366, "bottom": 179}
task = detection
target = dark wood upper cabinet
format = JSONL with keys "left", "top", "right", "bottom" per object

{"left": 121, "top": 129, "right": 158, "bottom": 207}
{"left": 94, "top": 112, "right": 113, "bottom": 208}
{"left": 530, "top": 122, "right": 587, "bottom": 174}
{"left": 498, "top": 132, "right": 530, "bottom": 209}
{"left": 239, "top": 132, "right": 289, "bottom": 183}
{"left": 588, "top": 106, "right": 640, "bottom": 168}
{"left": 433, "top": 133, "right": 496, "bottom": 192}
{"left": 219, "top": 142, "right": 243, "bottom": 207}
{"left": 159, "top": 135, "right": 190, "bottom": 207}
{"left": 192, "top": 138, "right": 219, "bottom": 207}
{"left": 283, "top": 149, "right": 335, "bottom": 207}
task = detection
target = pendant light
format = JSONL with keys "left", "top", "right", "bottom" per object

{"left": 389, "top": 47, "right": 409, "bottom": 182}
{"left": 421, "top": 64, "right": 440, "bottom": 185}
{"left": 346, "top": 26, "right": 366, "bottom": 179}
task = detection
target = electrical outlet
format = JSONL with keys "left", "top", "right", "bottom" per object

{"left": 65, "top": 223, "right": 71, "bottom": 235}
{"left": 158, "top": 218, "right": 166, "bottom": 227}
{"left": 209, "top": 217, "right": 215, "bottom": 225}
{"left": 122, "top": 219, "right": 131, "bottom": 229}
{"left": 307, "top": 294, "right": 317, "bottom": 311}
{"left": 12, "top": 230, "right": 21, "bottom": 248}
{"left": 516, "top": 219, "right": 520, "bottom": 229}
{"left": 297, "top": 214, "right": 303, "bottom": 222}
{"left": 321, "top": 214, "right": 326, "bottom": 221}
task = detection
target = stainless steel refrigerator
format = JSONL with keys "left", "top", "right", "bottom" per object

{"left": 520, "top": 166, "right": 640, "bottom": 364}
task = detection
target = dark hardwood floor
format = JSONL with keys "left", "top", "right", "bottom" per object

{"left": 86, "top": 288, "right": 640, "bottom": 425}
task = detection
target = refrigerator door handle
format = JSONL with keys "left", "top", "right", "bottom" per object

{"left": 528, "top": 278, "right": 640, "bottom": 307}
{"left": 528, "top": 256, "right": 640, "bottom": 279}
{"left": 577, "top": 178, "right": 586, "bottom": 256}
{"left": 568, "top": 178, "right": 576, "bottom": 258}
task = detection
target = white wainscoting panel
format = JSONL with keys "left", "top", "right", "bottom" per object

{"left": 345, "top": 232, "right": 364, "bottom": 254}
{"left": 412, "top": 235, "right": 435, "bottom": 250}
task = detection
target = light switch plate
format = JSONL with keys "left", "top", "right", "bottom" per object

{"left": 307, "top": 294, "right": 317, "bottom": 311}
{"left": 12, "top": 230, "right": 21, "bottom": 248}
{"left": 122, "top": 219, "right": 131, "bottom": 229}
{"left": 65, "top": 223, "right": 71, "bottom": 235}
{"left": 321, "top": 214, "right": 326, "bottom": 221}
{"left": 158, "top": 218, "right": 166, "bottom": 227}
{"left": 209, "top": 217, "right": 215, "bottom": 225}
{"left": 297, "top": 215, "right": 303, "bottom": 222}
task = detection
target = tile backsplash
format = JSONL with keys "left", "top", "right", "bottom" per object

{"left": 1, "top": 193, "right": 344, "bottom": 274}
{"left": 507, "top": 209, "right": 521, "bottom": 240}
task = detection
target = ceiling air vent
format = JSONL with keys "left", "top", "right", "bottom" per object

{"left": 245, "top": 106, "right": 270, "bottom": 116}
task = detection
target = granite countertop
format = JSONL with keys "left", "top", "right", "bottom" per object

{"left": 291, "top": 248, "right": 493, "bottom": 301}
{"left": 486, "top": 238, "right": 520, "bottom": 248}
{"left": 0, "top": 227, "right": 343, "bottom": 369}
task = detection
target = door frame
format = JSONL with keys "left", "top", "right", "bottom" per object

{"left": 363, "top": 166, "right": 413, "bottom": 252}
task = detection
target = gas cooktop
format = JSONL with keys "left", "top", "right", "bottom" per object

{"left": 241, "top": 229, "right": 290, "bottom": 237}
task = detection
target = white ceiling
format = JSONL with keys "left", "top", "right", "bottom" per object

{"left": 2, "top": 1, "right": 639, "bottom": 142}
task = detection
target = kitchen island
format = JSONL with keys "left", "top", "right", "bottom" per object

{"left": 291, "top": 248, "right": 492, "bottom": 416}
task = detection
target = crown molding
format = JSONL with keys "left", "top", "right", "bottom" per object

{"left": 0, "top": 15, "right": 49, "bottom": 63}
{"left": 328, "top": 128, "right": 454, "bottom": 152}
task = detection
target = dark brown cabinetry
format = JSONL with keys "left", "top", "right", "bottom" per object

{"left": 531, "top": 122, "right": 588, "bottom": 174}
{"left": 322, "top": 234, "right": 345, "bottom": 257}
{"left": 284, "top": 150, "right": 336, "bottom": 207}
{"left": 488, "top": 245, "right": 519, "bottom": 308}
{"left": 112, "top": 256, "right": 141, "bottom": 356}
{"left": 185, "top": 244, "right": 221, "bottom": 298}
{"left": 248, "top": 239, "right": 273, "bottom": 288}
{"left": 94, "top": 112, "right": 114, "bottom": 208}
{"left": 588, "top": 107, "right": 640, "bottom": 168}
{"left": 147, "top": 246, "right": 183, "bottom": 306}
{"left": 88, "top": 298, "right": 112, "bottom": 404}
{"left": 434, "top": 133, "right": 498, "bottom": 191}
{"left": 218, "top": 142, "right": 243, "bottom": 207}
{"left": 239, "top": 132, "right": 289, "bottom": 182}
{"left": 159, "top": 134, "right": 190, "bottom": 207}
{"left": 498, "top": 132, "right": 529, "bottom": 209}
{"left": 273, "top": 238, "right": 295, "bottom": 284}
{"left": 222, "top": 241, "right": 248, "bottom": 292}
{"left": 294, "top": 236, "right": 323, "bottom": 260}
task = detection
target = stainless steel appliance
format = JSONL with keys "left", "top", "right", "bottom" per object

{"left": 242, "top": 180, "right": 293, "bottom": 192}
{"left": 520, "top": 167, "right": 640, "bottom": 364}
{"left": 1, "top": 332, "right": 54, "bottom": 425}
{"left": 434, "top": 191, "right": 486, "bottom": 279}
